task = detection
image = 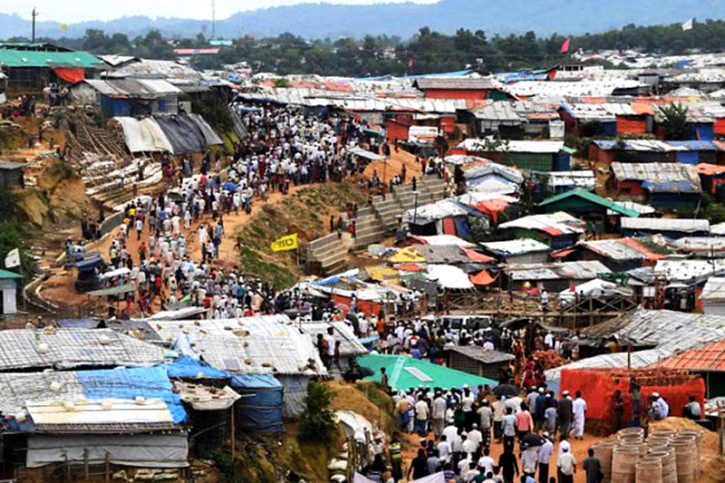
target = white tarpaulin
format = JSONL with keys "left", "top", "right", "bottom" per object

{"left": 426, "top": 265, "right": 474, "bottom": 290}
{"left": 27, "top": 434, "right": 189, "bottom": 468}
{"left": 559, "top": 278, "right": 633, "bottom": 306}
{"left": 115, "top": 117, "right": 174, "bottom": 153}
{"left": 99, "top": 267, "right": 131, "bottom": 280}
{"left": 26, "top": 398, "right": 173, "bottom": 426}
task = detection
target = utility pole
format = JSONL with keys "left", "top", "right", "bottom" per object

{"left": 211, "top": 0, "right": 216, "bottom": 40}
{"left": 31, "top": 8, "right": 39, "bottom": 43}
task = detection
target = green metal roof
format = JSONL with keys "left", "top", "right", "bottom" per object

{"left": 560, "top": 146, "right": 578, "bottom": 155}
{"left": 539, "top": 189, "right": 640, "bottom": 218}
{"left": 0, "top": 49, "right": 103, "bottom": 68}
{"left": 0, "top": 269, "right": 22, "bottom": 280}
{"left": 358, "top": 354, "right": 497, "bottom": 392}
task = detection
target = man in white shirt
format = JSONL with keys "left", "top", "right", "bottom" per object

{"left": 478, "top": 447, "right": 495, "bottom": 475}
{"left": 492, "top": 396, "right": 506, "bottom": 442}
{"left": 437, "top": 435, "right": 452, "bottom": 463}
{"left": 477, "top": 400, "right": 493, "bottom": 447}
{"left": 468, "top": 423, "right": 483, "bottom": 450}
{"left": 557, "top": 446, "right": 576, "bottom": 483}
{"left": 521, "top": 446, "right": 538, "bottom": 479}
{"left": 431, "top": 392, "right": 447, "bottom": 437}
{"left": 506, "top": 394, "right": 523, "bottom": 413}
{"left": 461, "top": 432, "right": 477, "bottom": 457}
{"left": 443, "top": 423, "right": 461, "bottom": 453}
{"left": 538, "top": 433, "right": 554, "bottom": 483}
{"left": 572, "top": 391, "right": 588, "bottom": 440}
{"left": 414, "top": 398, "right": 429, "bottom": 436}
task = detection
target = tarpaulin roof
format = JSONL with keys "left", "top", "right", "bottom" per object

{"left": 388, "top": 247, "right": 426, "bottom": 263}
{"left": 499, "top": 211, "right": 585, "bottom": 236}
{"left": 411, "top": 234, "right": 476, "bottom": 248}
{"left": 559, "top": 278, "right": 633, "bottom": 305}
{"left": 700, "top": 277, "right": 725, "bottom": 301}
{"left": 469, "top": 270, "right": 498, "bottom": 286}
{"left": 544, "top": 170, "right": 596, "bottom": 190}
{"left": 115, "top": 117, "right": 174, "bottom": 153}
{"left": 114, "top": 115, "right": 221, "bottom": 154}
{"left": 0, "top": 49, "right": 103, "bottom": 68}
{"left": 458, "top": 139, "right": 565, "bottom": 154}
{"left": 359, "top": 354, "right": 497, "bottom": 392}
{"left": 546, "top": 348, "right": 672, "bottom": 384}
{"left": 426, "top": 264, "right": 474, "bottom": 290}
{"left": 694, "top": 163, "right": 725, "bottom": 176}
{"left": 539, "top": 189, "right": 640, "bottom": 217}
{"left": 654, "top": 259, "right": 725, "bottom": 282}
{"left": 672, "top": 237, "right": 725, "bottom": 254}
{"left": 448, "top": 346, "right": 514, "bottom": 364}
{"left": 84, "top": 79, "right": 182, "bottom": 98}
{"left": 578, "top": 238, "right": 664, "bottom": 261}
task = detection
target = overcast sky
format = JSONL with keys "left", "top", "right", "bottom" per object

{"left": 3, "top": 0, "right": 438, "bottom": 23}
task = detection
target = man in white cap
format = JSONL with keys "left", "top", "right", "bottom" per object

{"left": 572, "top": 390, "right": 587, "bottom": 440}
{"left": 558, "top": 390, "right": 573, "bottom": 440}
{"left": 538, "top": 432, "right": 554, "bottom": 483}
{"left": 468, "top": 423, "right": 483, "bottom": 450}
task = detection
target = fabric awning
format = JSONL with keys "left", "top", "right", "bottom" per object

{"left": 470, "top": 270, "right": 499, "bottom": 286}
{"left": 52, "top": 67, "right": 85, "bottom": 84}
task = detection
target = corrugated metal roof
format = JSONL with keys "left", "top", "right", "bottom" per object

{"left": 459, "top": 139, "right": 565, "bottom": 153}
{"left": 612, "top": 162, "right": 700, "bottom": 184}
{"left": 654, "top": 259, "right": 725, "bottom": 281}
{"left": 150, "top": 315, "right": 327, "bottom": 376}
{"left": 621, "top": 217, "right": 709, "bottom": 233}
{"left": 546, "top": 348, "right": 672, "bottom": 383}
{"left": 0, "top": 329, "right": 166, "bottom": 371}
{"left": 414, "top": 77, "right": 499, "bottom": 90}
{"left": 673, "top": 237, "right": 725, "bottom": 253}
{"left": 539, "top": 189, "right": 639, "bottom": 217}
{"left": 506, "top": 260, "right": 611, "bottom": 281}
{"left": 83, "top": 79, "right": 182, "bottom": 98}
{"left": 545, "top": 170, "right": 596, "bottom": 189}
{"left": 105, "top": 59, "right": 202, "bottom": 81}
{"left": 472, "top": 102, "right": 523, "bottom": 122}
{"left": 480, "top": 238, "right": 550, "bottom": 256}
{"left": 700, "top": 277, "right": 725, "bottom": 301}
{"left": 448, "top": 346, "right": 515, "bottom": 364}
{"left": 606, "top": 201, "right": 656, "bottom": 216}
{"left": 578, "top": 238, "right": 661, "bottom": 261}
{"left": 0, "top": 49, "right": 103, "bottom": 68}
{"left": 653, "top": 341, "right": 725, "bottom": 372}
{"left": 298, "top": 321, "right": 367, "bottom": 357}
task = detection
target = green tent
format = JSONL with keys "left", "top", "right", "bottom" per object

{"left": 359, "top": 354, "right": 497, "bottom": 392}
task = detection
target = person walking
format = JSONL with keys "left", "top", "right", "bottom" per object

{"left": 558, "top": 391, "right": 573, "bottom": 440}
{"left": 477, "top": 399, "right": 493, "bottom": 448}
{"left": 557, "top": 446, "right": 576, "bottom": 483}
{"left": 497, "top": 447, "right": 519, "bottom": 483}
{"left": 583, "top": 448, "right": 602, "bottom": 483}
{"left": 432, "top": 391, "right": 447, "bottom": 438}
{"left": 502, "top": 407, "right": 517, "bottom": 453}
{"left": 572, "top": 391, "right": 587, "bottom": 440}
{"left": 537, "top": 433, "right": 553, "bottom": 483}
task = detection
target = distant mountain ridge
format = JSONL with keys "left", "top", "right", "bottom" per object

{"left": 1, "top": 0, "right": 724, "bottom": 40}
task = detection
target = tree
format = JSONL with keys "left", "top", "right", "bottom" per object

{"left": 659, "top": 103, "right": 689, "bottom": 140}
{"left": 299, "top": 381, "right": 337, "bottom": 444}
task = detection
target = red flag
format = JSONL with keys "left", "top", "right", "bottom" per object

{"left": 560, "top": 37, "right": 571, "bottom": 54}
{"left": 507, "top": 61, "right": 513, "bottom": 69}
{"left": 408, "top": 58, "right": 413, "bottom": 68}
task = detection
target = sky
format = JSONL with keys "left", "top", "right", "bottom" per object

{"left": 2, "top": 0, "right": 438, "bottom": 23}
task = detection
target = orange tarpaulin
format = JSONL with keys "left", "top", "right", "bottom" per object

{"left": 442, "top": 218, "right": 457, "bottom": 235}
{"left": 617, "top": 118, "right": 647, "bottom": 135}
{"left": 469, "top": 270, "right": 498, "bottom": 286}
{"left": 395, "top": 263, "right": 426, "bottom": 272}
{"left": 462, "top": 248, "right": 494, "bottom": 263}
{"left": 52, "top": 67, "right": 85, "bottom": 84}
{"left": 469, "top": 199, "right": 510, "bottom": 224}
{"left": 714, "top": 119, "right": 725, "bottom": 136}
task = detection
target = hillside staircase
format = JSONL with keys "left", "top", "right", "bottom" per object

{"left": 305, "top": 175, "right": 450, "bottom": 274}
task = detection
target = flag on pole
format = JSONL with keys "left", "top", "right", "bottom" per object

{"left": 560, "top": 37, "right": 571, "bottom": 54}
{"left": 4, "top": 248, "right": 20, "bottom": 269}
{"left": 682, "top": 18, "right": 694, "bottom": 31}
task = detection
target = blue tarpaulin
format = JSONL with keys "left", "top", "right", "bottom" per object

{"left": 231, "top": 374, "right": 284, "bottom": 433}
{"left": 164, "top": 357, "right": 230, "bottom": 380}
{"left": 57, "top": 319, "right": 100, "bottom": 329}
{"left": 77, "top": 366, "right": 186, "bottom": 424}
{"left": 454, "top": 217, "right": 471, "bottom": 238}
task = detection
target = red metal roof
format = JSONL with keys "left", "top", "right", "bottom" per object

{"left": 654, "top": 341, "right": 725, "bottom": 372}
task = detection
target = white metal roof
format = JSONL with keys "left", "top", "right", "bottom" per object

{"left": 621, "top": 218, "right": 709, "bottom": 233}
{"left": 458, "top": 139, "right": 565, "bottom": 154}
{"left": 480, "top": 238, "right": 550, "bottom": 255}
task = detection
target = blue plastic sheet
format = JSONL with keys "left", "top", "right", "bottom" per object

{"left": 164, "top": 357, "right": 229, "bottom": 380}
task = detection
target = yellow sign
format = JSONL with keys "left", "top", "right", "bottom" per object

{"left": 271, "top": 233, "right": 298, "bottom": 252}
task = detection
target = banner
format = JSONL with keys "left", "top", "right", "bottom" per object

{"left": 682, "top": 18, "right": 694, "bottom": 31}
{"left": 4, "top": 248, "right": 20, "bottom": 269}
{"left": 271, "top": 234, "right": 298, "bottom": 252}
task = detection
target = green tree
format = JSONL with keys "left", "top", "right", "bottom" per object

{"left": 299, "top": 381, "right": 337, "bottom": 444}
{"left": 659, "top": 103, "right": 689, "bottom": 140}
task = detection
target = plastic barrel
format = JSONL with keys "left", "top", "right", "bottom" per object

{"left": 636, "top": 459, "right": 663, "bottom": 483}
{"left": 612, "top": 446, "right": 640, "bottom": 483}
{"left": 670, "top": 437, "right": 696, "bottom": 483}
{"left": 594, "top": 441, "right": 617, "bottom": 483}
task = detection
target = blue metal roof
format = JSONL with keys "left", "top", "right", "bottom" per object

{"left": 668, "top": 140, "right": 717, "bottom": 151}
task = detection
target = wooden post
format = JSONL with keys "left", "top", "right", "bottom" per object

{"left": 105, "top": 453, "right": 110, "bottom": 482}
{"left": 84, "top": 448, "right": 89, "bottom": 482}
{"left": 64, "top": 455, "right": 70, "bottom": 483}
{"left": 230, "top": 404, "right": 236, "bottom": 461}
{"left": 589, "top": 297, "right": 594, "bottom": 327}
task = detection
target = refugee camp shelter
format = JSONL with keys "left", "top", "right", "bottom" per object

{"left": 150, "top": 314, "right": 327, "bottom": 417}
{"left": 610, "top": 162, "right": 702, "bottom": 208}
{"left": 506, "top": 260, "right": 611, "bottom": 292}
{"left": 589, "top": 140, "right": 680, "bottom": 165}
{"left": 537, "top": 170, "right": 596, "bottom": 194}
{"left": 457, "top": 139, "right": 573, "bottom": 171}
{"left": 358, "top": 353, "right": 497, "bottom": 392}
{"left": 694, "top": 163, "right": 725, "bottom": 195}
{"left": 113, "top": 114, "right": 223, "bottom": 154}
{"left": 699, "top": 277, "right": 725, "bottom": 316}
{"left": 538, "top": 190, "right": 639, "bottom": 231}
{"left": 0, "top": 366, "right": 188, "bottom": 478}
{"left": 653, "top": 341, "right": 725, "bottom": 397}
{"left": 620, "top": 218, "right": 710, "bottom": 239}
{"left": 70, "top": 79, "right": 183, "bottom": 117}
{"left": 0, "top": 269, "right": 21, "bottom": 316}
{"left": 0, "top": 161, "right": 26, "bottom": 189}
{"left": 498, "top": 212, "right": 585, "bottom": 250}
{"left": 444, "top": 346, "right": 514, "bottom": 380}
{"left": 413, "top": 77, "right": 499, "bottom": 100}
{"left": 0, "top": 329, "right": 167, "bottom": 371}
{"left": 576, "top": 238, "right": 665, "bottom": 272}
{"left": 479, "top": 239, "right": 550, "bottom": 264}
{"left": 0, "top": 43, "right": 103, "bottom": 89}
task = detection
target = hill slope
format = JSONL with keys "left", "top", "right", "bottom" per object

{"left": 2, "top": 0, "right": 724, "bottom": 40}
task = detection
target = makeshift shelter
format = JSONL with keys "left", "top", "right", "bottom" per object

{"left": 559, "top": 368, "right": 704, "bottom": 435}
{"left": 0, "top": 46, "right": 103, "bottom": 89}
{"left": 150, "top": 315, "right": 326, "bottom": 418}
{"left": 0, "top": 329, "right": 167, "bottom": 372}
{"left": 536, "top": 170, "right": 596, "bottom": 194}
{"left": 652, "top": 341, "right": 725, "bottom": 397}
{"left": 539, "top": 189, "right": 639, "bottom": 219}
{"left": 620, "top": 218, "right": 710, "bottom": 239}
{"left": 700, "top": 277, "right": 725, "bottom": 316}
{"left": 71, "top": 79, "right": 182, "bottom": 116}
{"left": 0, "top": 268, "right": 21, "bottom": 315}
{"left": 480, "top": 239, "right": 550, "bottom": 264}
{"left": 576, "top": 238, "right": 666, "bottom": 272}
{"left": 610, "top": 162, "right": 702, "bottom": 209}
{"left": 358, "top": 354, "right": 497, "bottom": 392}
{"left": 457, "top": 139, "right": 572, "bottom": 171}
{"left": 0, "top": 161, "right": 27, "bottom": 189}
{"left": 558, "top": 278, "right": 634, "bottom": 307}
{"left": 113, "top": 114, "right": 222, "bottom": 154}
{"left": 506, "top": 260, "right": 611, "bottom": 292}
{"left": 498, "top": 212, "right": 585, "bottom": 250}
{"left": 444, "top": 346, "right": 514, "bottom": 381}
{"left": 231, "top": 374, "right": 285, "bottom": 433}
